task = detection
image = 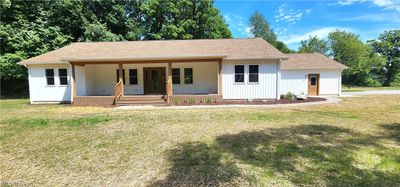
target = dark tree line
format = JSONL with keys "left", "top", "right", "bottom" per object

{"left": 0, "top": 0, "right": 232, "bottom": 97}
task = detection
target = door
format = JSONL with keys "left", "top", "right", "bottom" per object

{"left": 144, "top": 67, "right": 166, "bottom": 95}
{"left": 308, "top": 74, "right": 319, "bottom": 96}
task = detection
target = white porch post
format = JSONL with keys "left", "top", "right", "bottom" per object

{"left": 72, "top": 63, "right": 76, "bottom": 103}
{"left": 218, "top": 59, "right": 222, "bottom": 95}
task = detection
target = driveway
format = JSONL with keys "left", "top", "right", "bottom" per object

{"left": 342, "top": 90, "right": 400, "bottom": 96}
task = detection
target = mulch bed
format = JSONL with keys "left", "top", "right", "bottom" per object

{"left": 169, "top": 97, "right": 327, "bottom": 106}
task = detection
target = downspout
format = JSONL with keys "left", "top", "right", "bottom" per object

{"left": 338, "top": 68, "right": 343, "bottom": 96}
{"left": 276, "top": 59, "right": 281, "bottom": 100}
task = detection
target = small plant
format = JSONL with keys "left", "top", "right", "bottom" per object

{"left": 281, "top": 92, "right": 295, "bottom": 100}
{"left": 189, "top": 97, "right": 195, "bottom": 104}
{"left": 205, "top": 97, "right": 212, "bottom": 104}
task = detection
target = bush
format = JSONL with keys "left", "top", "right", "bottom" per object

{"left": 281, "top": 92, "right": 295, "bottom": 100}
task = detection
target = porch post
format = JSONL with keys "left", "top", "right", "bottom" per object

{"left": 218, "top": 59, "right": 222, "bottom": 95}
{"left": 167, "top": 62, "right": 173, "bottom": 103}
{"left": 118, "top": 63, "right": 124, "bottom": 96}
{"left": 72, "top": 63, "right": 76, "bottom": 100}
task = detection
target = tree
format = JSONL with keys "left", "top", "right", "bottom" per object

{"left": 328, "top": 30, "right": 385, "bottom": 86}
{"left": 370, "top": 30, "right": 400, "bottom": 86}
{"left": 248, "top": 11, "right": 293, "bottom": 53}
{"left": 298, "top": 36, "right": 329, "bottom": 56}
{"left": 0, "top": 0, "right": 232, "bottom": 97}
{"left": 142, "top": 0, "right": 231, "bottom": 40}
{"left": 249, "top": 11, "right": 276, "bottom": 44}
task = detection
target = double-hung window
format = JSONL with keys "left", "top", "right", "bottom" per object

{"left": 172, "top": 68, "right": 180, "bottom": 84}
{"left": 249, "top": 65, "right": 259, "bottom": 83}
{"left": 45, "top": 69, "right": 55, "bottom": 85}
{"left": 129, "top": 69, "right": 138, "bottom": 85}
{"left": 58, "top": 69, "right": 68, "bottom": 85}
{"left": 234, "top": 65, "right": 245, "bottom": 83}
{"left": 184, "top": 68, "right": 193, "bottom": 84}
{"left": 116, "top": 69, "right": 126, "bottom": 84}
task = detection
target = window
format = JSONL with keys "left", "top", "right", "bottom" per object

{"left": 45, "top": 69, "right": 54, "bottom": 85}
{"left": 184, "top": 68, "right": 193, "bottom": 84}
{"left": 172, "top": 68, "right": 180, "bottom": 84}
{"left": 58, "top": 69, "right": 68, "bottom": 85}
{"left": 310, "top": 76, "right": 317, "bottom": 86}
{"left": 116, "top": 69, "right": 126, "bottom": 84}
{"left": 234, "top": 65, "right": 244, "bottom": 83}
{"left": 249, "top": 65, "right": 259, "bottom": 83}
{"left": 129, "top": 69, "right": 138, "bottom": 85}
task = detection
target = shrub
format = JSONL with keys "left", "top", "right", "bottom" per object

{"left": 281, "top": 92, "right": 295, "bottom": 100}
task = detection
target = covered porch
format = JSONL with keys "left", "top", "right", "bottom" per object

{"left": 70, "top": 56, "right": 224, "bottom": 106}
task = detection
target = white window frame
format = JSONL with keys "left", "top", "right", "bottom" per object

{"left": 45, "top": 69, "right": 55, "bottom": 86}
{"left": 184, "top": 67, "right": 193, "bottom": 84}
{"left": 58, "top": 68, "right": 69, "bottom": 86}
{"left": 234, "top": 64, "right": 245, "bottom": 84}
{"left": 248, "top": 64, "right": 259, "bottom": 84}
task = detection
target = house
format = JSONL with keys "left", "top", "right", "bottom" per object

{"left": 17, "top": 38, "right": 347, "bottom": 105}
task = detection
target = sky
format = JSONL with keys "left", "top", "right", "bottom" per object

{"left": 215, "top": 0, "right": 400, "bottom": 50}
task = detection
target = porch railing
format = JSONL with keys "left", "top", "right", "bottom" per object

{"left": 114, "top": 80, "right": 123, "bottom": 104}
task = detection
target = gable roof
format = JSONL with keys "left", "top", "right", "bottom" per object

{"left": 18, "top": 38, "right": 287, "bottom": 65}
{"left": 281, "top": 53, "right": 347, "bottom": 70}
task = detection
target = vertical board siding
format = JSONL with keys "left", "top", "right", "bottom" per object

{"left": 222, "top": 63, "right": 278, "bottom": 99}
{"left": 28, "top": 65, "right": 72, "bottom": 103}
{"left": 281, "top": 69, "right": 341, "bottom": 95}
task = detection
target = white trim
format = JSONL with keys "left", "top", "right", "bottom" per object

{"left": 233, "top": 64, "right": 245, "bottom": 84}
{"left": 276, "top": 60, "right": 281, "bottom": 100}
{"left": 248, "top": 64, "right": 259, "bottom": 84}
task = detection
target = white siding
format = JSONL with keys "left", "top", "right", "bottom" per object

{"left": 281, "top": 69, "right": 342, "bottom": 95}
{"left": 222, "top": 60, "right": 278, "bottom": 99}
{"left": 28, "top": 65, "right": 72, "bottom": 103}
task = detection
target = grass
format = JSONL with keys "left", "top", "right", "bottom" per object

{"left": 0, "top": 95, "right": 399, "bottom": 186}
{"left": 342, "top": 86, "right": 400, "bottom": 92}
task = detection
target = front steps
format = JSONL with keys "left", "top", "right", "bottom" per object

{"left": 116, "top": 95, "right": 166, "bottom": 106}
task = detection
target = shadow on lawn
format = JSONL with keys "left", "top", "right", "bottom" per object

{"left": 150, "top": 124, "right": 400, "bottom": 186}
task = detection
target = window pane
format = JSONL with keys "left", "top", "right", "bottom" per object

{"left": 172, "top": 68, "right": 180, "bottom": 84}
{"left": 46, "top": 78, "right": 54, "bottom": 85}
{"left": 58, "top": 69, "right": 67, "bottom": 76}
{"left": 249, "top": 65, "right": 258, "bottom": 73}
{"left": 130, "top": 77, "right": 138, "bottom": 85}
{"left": 184, "top": 76, "right": 193, "bottom": 84}
{"left": 311, "top": 77, "right": 317, "bottom": 85}
{"left": 235, "top": 74, "right": 244, "bottom": 83}
{"left": 184, "top": 68, "right": 192, "bottom": 75}
{"left": 184, "top": 68, "right": 193, "bottom": 84}
{"left": 45, "top": 69, "right": 54, "bottom": 76}
{"left": 129, "top": 69, "right": 137, "bottom": 76}
{"left": 60, "top": 77, "right": 68, "bottom": 85}
{"left": 234, "top": 65, "right": 244, "bottom": 73}
{"left": 172, "top": 68, "right": 180, "bottom": 76}
{"left": 173, "top": 77, "right": 180, "bottom": 84}
{"left": 116, "top": 69, "right": 126, "bottom": 84}
{"left": 249, "top": 74, "right": 258, "bottom": 82}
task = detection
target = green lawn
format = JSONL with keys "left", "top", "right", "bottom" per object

{"left": 0, "top": 96, "right": 399, "bottom": 186}
{"left": 342, "top": 86, "right": 400, "bottom": 92}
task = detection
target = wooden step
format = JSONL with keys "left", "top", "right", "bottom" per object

{"left": 116, "top": 101, "right": 166, "bottom": 106}
{"left": 119, "top": 95, "right": 165, "bottom": 101}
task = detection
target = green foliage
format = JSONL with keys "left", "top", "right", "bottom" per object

{"left": 281, "top": 92, "right": 294, "bottom": 100}
{"left": 0, "top": 0, "right": 231, "bottom": 97}
{"left": 248, "top": 11, "right": 293, "bottom": 53}
{"left": 328, "top": 30, "right": 385, "bottom": 86}
{"left": 370, "top": 30, "right": 400, "bottom": 86}
{"left": 298, "top": 36, "right": 329, "bottom": 56}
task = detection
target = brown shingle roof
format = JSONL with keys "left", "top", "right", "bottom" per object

{"left": 18, "top": 38, "right": 286, "bottom": 65}
{"left": 281, "top": 53, "right": 347, "bottom": 70}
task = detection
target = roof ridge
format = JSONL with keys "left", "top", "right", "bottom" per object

{"left": 70, "top": 37, "right": 259, "bottom": 44}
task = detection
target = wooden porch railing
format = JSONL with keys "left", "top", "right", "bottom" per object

{"left": 114, "top": 80, "right": 123, "bottom": 104}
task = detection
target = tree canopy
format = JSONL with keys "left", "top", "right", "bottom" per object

{"left": 298, "top": 36, "right": 329, "bottom": 56}
{"left": 370, "top": 30, "right": 400, "bottom": 86}
{"left": 248, "top": 11, "right": 293, "bottom": 53}
{"left": 0, "top": 0, "right": 231, "bottom": 97}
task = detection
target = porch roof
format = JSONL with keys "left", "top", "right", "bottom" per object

{"left": 18, "top": 38, "right": 287, "bottom": 65}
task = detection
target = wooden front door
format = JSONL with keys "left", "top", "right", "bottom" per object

{"left": 308, "top": 74, "right": 320, "bottom": 96}
{"left": 144, "top": 67, "right": 166, "bottom": 95}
